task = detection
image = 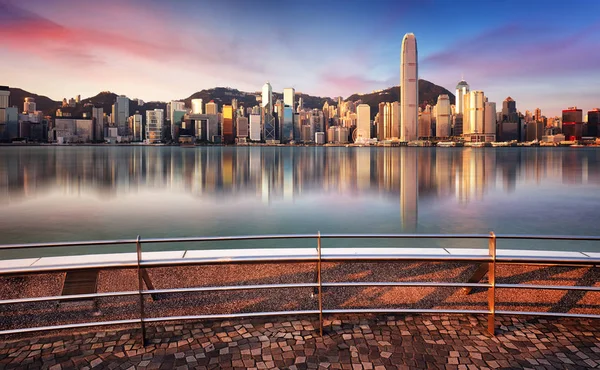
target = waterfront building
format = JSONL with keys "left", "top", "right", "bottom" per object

{"left": 129, "top": 112, "right": 143, "bottom": 141}
{"left": 145, "top": 109, "right": 164, "bottom": 144}
{"left": 315, "top": 132, "right": 325, "bottom": 144}
{"left": 186, "top": 113, "right": 218, "bottom": 141}
{"left": 262, "top": 82, "right": 276, "bottom": 142}
{"left": 23, "top": 97, "right": 36, "bottom": 113}
{"left": 455, "top": 80, "right": 469, "bottom": 115}
{"left": 355, "top": 104, "right": 370, "bottom": 142}
{"left": 236, "top": 116, "right": 249, "bottom": 138}
{"left": 191, "top": 99, "right": 203, "bottom": 114}
{"left": 222, "top": 105, "right": 235, "bottom": 143}
{"left": 3, "top": 107, "right": 19, "bottom": 140}
{"left": 205, "top": 101, "right": 218, "bottom": 115}
{"left": 327, "top": 126, "right": 336, "bottom": 143}
{"left": 435, "top": 95, "right": 451, "bottom": 138}
{"left": 377, "top": 102, "right": 386, "bottom": 141}
{"left": 526, "top": 121, "right": 544, "bottom": 141}
{"left": 418, "top": 106, "right": 431, "bottom": 138}
{"left": 170, "top": 101, "right": 186, "bottom": 141}
{"left": 53, "top": 118, "right": 93, "bottom": 143}
{"left": 587, "top": 108, "right": 600, "bottom": 137}
{"left": 484, "top": 101, "right": 497, "bottom": 141}
{"left": 92, "top": 106, "right": 104, "bottom": 142}
{"left": 282, "top": 106, "right": 294, "bottom": 142}
{"left": 301, "top": 125, "right": 312, "bottom": 143}
{"left": 562, "top": 107, "right": 583, "bottom": 140}
{"left": 249, "top": 114, "right": 261, "bottom": 141}
{"left": 115, "top": 95, "right": 130, "bottom": 136}
{"left": 400, "top": 33, "right": 418, "bottom": 142}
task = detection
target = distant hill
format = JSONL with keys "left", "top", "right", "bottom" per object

{"left": 8, "top": 88, "right": 60, "bottom": 113}
{"left": 6, "top": 79, "right": 454, "bottom": 120}
{"left": 345, "top": 80, "right": 455, "bottom": 119}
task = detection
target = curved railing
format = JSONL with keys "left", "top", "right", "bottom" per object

{"left": 0, "top": 232, "right": 598, "bottom": 343}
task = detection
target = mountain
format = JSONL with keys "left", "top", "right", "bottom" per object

{"left": 6, "top": 79, "right": 453, "bottom": 120}
{"left": 182, "top": 87, "right": 337, "bottom": 111}
{"left": 8, "top": 88, "right": 60, "bottom": 113}
{"left": 345, "top": 80, "right": 455, "bottom": 119}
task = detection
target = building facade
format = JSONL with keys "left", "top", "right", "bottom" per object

{"left": 400, "top": 33, "right": 418, "bottom": 142}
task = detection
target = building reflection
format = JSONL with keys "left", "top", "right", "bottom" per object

{"left": 1, "top": 147, "right": 599, "bottom": 231}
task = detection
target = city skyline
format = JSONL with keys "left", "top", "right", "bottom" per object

{"left": 1, "top": 0, "right": 599, "bottom": 117}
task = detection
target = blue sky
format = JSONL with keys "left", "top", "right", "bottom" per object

{"left": 1, "top": 0, "right": 599, "bottom": 116}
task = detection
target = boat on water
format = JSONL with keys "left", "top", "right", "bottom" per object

{"left": 465, "top": 142, "right": 487, "bottom": 148}
{"left": 437, "top": 141, "right": 456, "bottom": 147}
{"left": 570, "top": 144, "right": 586, "bottom": 148}
{"left": 491, "top": 142, "right": 508, "bottom": 147}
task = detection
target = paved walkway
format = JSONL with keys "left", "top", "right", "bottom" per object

{"left": 1, "top": 314, "right": 599, "bottom": 369}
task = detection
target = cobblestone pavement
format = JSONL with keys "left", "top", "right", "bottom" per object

{"left": 1, "top": 315, "right": 599, "bottom": 369}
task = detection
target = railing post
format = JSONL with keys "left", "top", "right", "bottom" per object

{"left": 136, "top": 235, "right": 147, "bottom": 346}
{"left": 487, "top": 231, "right": 496, "bottom": 335}
{"left": 317, "top": 231, "right": 323, "bottom": 337}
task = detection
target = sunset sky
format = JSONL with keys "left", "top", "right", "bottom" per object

{"left": 1, "top": 0, "right": 599, "bottom": 116}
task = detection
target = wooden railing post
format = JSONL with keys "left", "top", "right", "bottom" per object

{"left": 317, "top": 231, "right": 323, "bottom": 337}
{"left": 136, "top": 235, "right": 147, "bottom": 346}
{"left": 487, "top": 231, "right": 496, "bottom": 335}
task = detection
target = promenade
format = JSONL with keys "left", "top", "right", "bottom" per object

{"left": 1, "top": 314, "right": 600, "bottom": 369}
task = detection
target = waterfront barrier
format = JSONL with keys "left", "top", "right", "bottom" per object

{"left": 0, "top": 232, "right": 599, "bottom": 343}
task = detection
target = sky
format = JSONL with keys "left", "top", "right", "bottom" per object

{"left": 1, "top": 0, "right": 599, "bottom": 116}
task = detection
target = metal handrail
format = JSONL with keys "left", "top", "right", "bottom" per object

{"left": 0, "top": 232, "right": 598, "bottom": 341}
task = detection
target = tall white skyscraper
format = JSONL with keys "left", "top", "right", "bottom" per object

{"left": 455, "top": 80, "right": 470, "bottom": 115}
{"left": 355, "top": 104, "right": 371, "bottom": 142}
{"left": 283, "top": 88, "right": 295, "bottom": 108}
{"left": 262, "top": 82, "right": 276, "bottom": 141}
{"left": 191, "top": 99, "right": 203, "bottom": 114}
{"left": 400, "top": 33, "right": 418, "bottom": 142}
{"left": 23, "top": 97, "right": 36, "bottom": 113}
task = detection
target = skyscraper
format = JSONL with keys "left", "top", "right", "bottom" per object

{"left": 355, "top": 104, "right": 370, "bottom": 142}
{"left": 484, "top": 101, "right": 497, "bottom": 139}
{"left": 262, "top": 82, "right": 276, "bottom": 141}
{"left": 468, "top": 91, "right": 485, "bottom": 134}
{"left": 145, "top": 109, "right": 164, "bottom": 144}
{"left": 400, "top": 33, "right": 418, "bottom": 142}
{"left": 222, "top": 105, "right": 235, "bottom": 143}
{"left": 170, "top": 100, "right": 185, "bottom": 140}
{"left": 455, "top": 80, "right": 470, "bottom": 115}
{"left": 115, "top": 95, "right": 129, "bottom": 136}
{"left": 435, "top": 95, "right": 451, "bottom": 138}
{"left": 283, "top": 88, "right": 295, "bottom": 108}
{"left": 92, "top": 106, "right": 104, "bottom": 142}
{"left": 23, "top": 97, "right": 36, "bottom": 113}
{"left": 205, "top": 101, "right": 218, "bottom": 115}
{"left": 191, "top": 99, "right": 203, "bottom": 114}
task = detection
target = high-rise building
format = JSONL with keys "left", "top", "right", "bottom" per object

{"left": 249, "top": 114, "right": 261, "bottom": 141}
{"left": 534, "top": 108, "right": 542, "bottom": 122}
{"left": 455, "top": 80, "right": 470, "bottom": 115}
{"left": 418, "top": 106, "right": 432, "bottom": 138}
{"left": 400, "top": 33, "right": 418, "bottom": 142}
{"left": 262, "top": 82, "right": 276, "bottom": 141}
{"left": 145, "top": 109, "right": 164, "bottom": 144}
{"left": 115, "top": 95, "right": 129, "bottom": 136}
{"left": 191, "top": 99, "right": 203, "bottom": 114}
{"left": 205, "top": 101, "right": 218, "bottom": 115}
{"left": 129, "top": 112, "right": 143, "bottom": 141}
{"left": 283, "top": 88, "right": 295, "bottom": 108}
{"left": 222, "top": 105, "right": 235, "bottom": 143}
{"left": 377, "top": 102, "right": 386, "bottom": 140}
{"left": 435, "top": 95, "right": 451, "bottom": 138}
{"left": 236, "top": 116, "right": 249, "bottom": 138}
{"left": 92, "top": 106, "right": 104, "bottom": 142}
{"left": 170, "top": 101, "right": 185, "bottom": 140}
{"left": 467, "top": 91, "right": 485, "bottom": 134}
{"left": 282, "top": 106, "right": 294, "bottom": 142}
{"left": 484, "top": 101, "right": 497, "bottom": 139}
{"left": 355, "top": 104, "right": 370, "bottom": 142}
{"left": 562, "top": 107, "right": 583, "bottom": 140}
{"left": 502, "top": 97, "right": 517, "bottom": 122}
{"left": 23, "top": 97, "right": 36, "bottom": 113}
{"left": 0, "top": 86, "right": 9, "bottom": 109}
{"left": 587, "top": 108, "right": 600, "bottom": 137}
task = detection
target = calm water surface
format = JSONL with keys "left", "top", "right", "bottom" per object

{"left": 1, "top": 146, "right": 599, "bottom": 257}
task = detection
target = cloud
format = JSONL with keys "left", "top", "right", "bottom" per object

{"left": 422, "top": 22, "right": 600, "bottom": 81}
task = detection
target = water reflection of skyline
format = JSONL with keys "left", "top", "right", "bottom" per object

{"left": 1, "top": 147, "right": 599, "bottom": 206}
